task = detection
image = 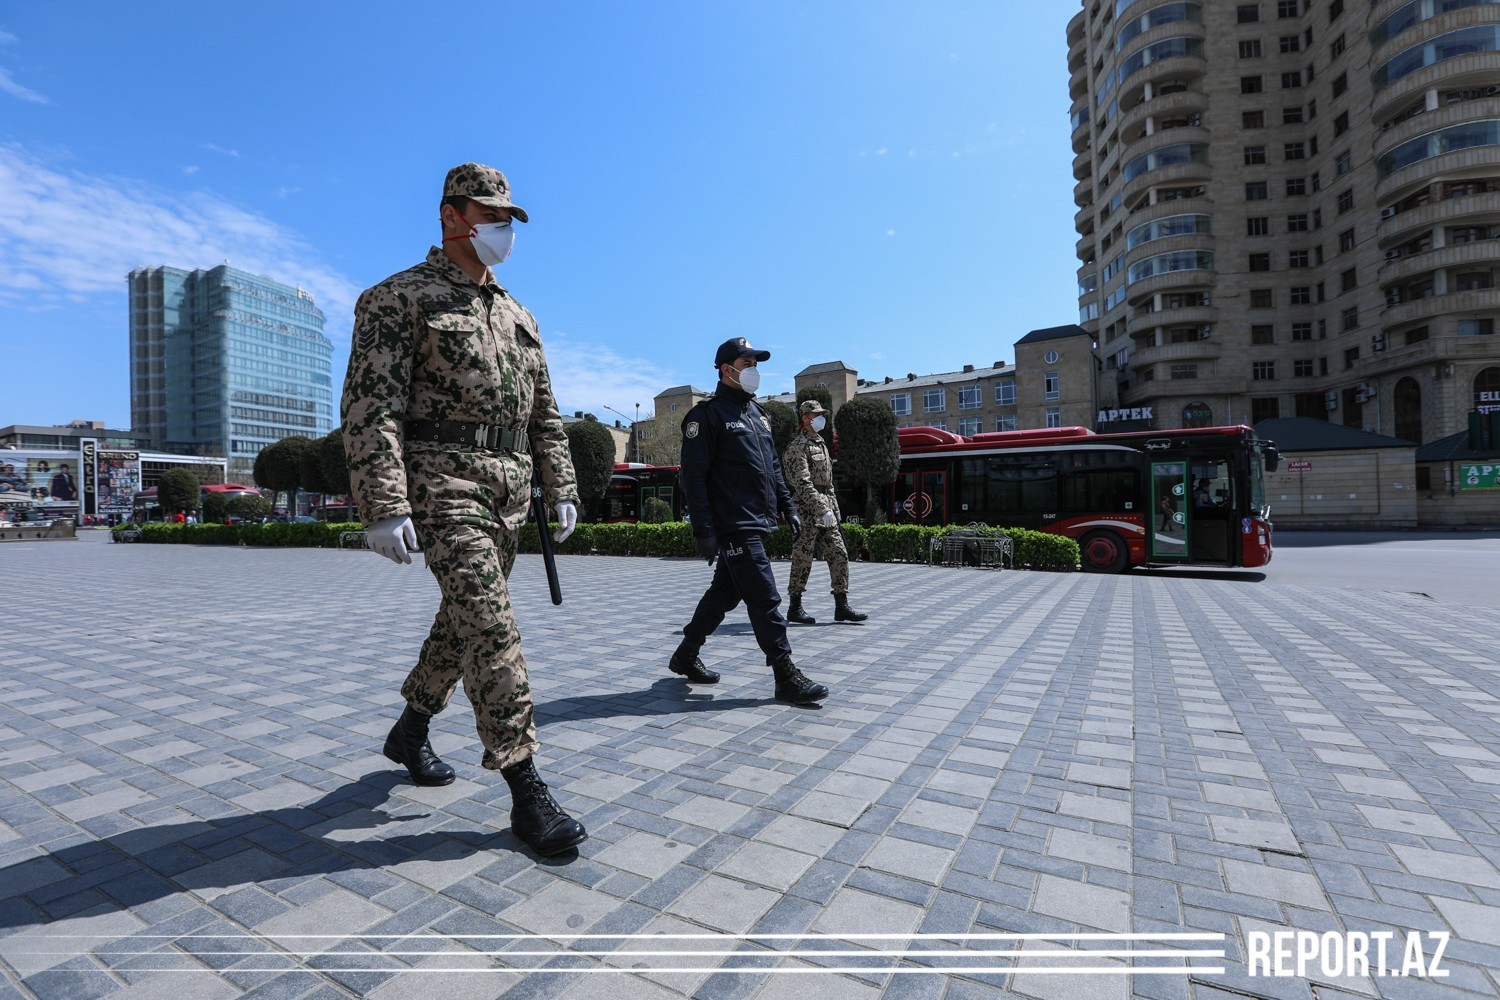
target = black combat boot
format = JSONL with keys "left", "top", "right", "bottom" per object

{"left": 771, "top": 657, "right": 829, "bottom": 704}
{"left": 382, "top": 704, "right": 456, "bottom": 786}
{"left": 833, "top": 592, "right": 868, "bottom": 623}
{"left": 786, "top": 594, "right": 816, "bottom": 625}
{"left": 502, "top": 757, "right": 588, "bottom": 856}
{"left": 668, "top": 641, "right": 720, "bottom": 684}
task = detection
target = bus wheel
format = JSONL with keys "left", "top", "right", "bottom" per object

{"left": 1080, "top": 530, "right": 1129, "bottom": 573}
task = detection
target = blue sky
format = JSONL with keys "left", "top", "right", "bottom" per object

{"left": 0, "top": 3, "right": 1079, "bottom": 430}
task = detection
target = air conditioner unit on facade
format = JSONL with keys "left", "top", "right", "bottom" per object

{"left": 1387, "top": 291, "right": 1404, "bottom": 306}
{"left": 1372, "top": 334, "right": 1386, "bottom": 352}
{"left": 1380, "top": 206, "right": 1398, "bottom": 219}
{"left": 1324, "top": 390, "right": 1338, "bottom": 410}
{"left": 1385, "top": 249, "right": 1400, "bottom": 260}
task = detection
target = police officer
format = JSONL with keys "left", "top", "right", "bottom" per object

{"left": 667, "top": 339, "right": 829, "bottom": 704}
{"left": 782, "top": 400, "right": 868, "bottom": 625}
{"left": 341, "top": 162, "right": 587, "bottom": 856}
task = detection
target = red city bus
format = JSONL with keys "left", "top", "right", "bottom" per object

{"left": 603, "top": 463, "right": 684, "bottom": 523}
{"left": 131, "top": 482, "right": 263, "bottom": 522}
{"left": 873, "top": 424, "right": 1278, "bottom": 572}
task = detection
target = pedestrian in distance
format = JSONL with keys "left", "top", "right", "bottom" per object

{"left": 781, "top": 399, "right": 867, "bottom": 625}
{"left": 668, "top": 338, "right": 830, "bottom": 704}
{"left": 341, "top": 162, "right": 586, "bottom": 856}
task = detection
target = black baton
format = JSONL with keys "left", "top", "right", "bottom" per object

{"left": 531, "top": 474, "right": 563, "bottom": 605}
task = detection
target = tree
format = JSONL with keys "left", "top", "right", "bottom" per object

{"left": 833, "top": 396, "right": 901, "bottom": 524}
{"left": 202, "top": 491, "right": 230, "bottom": 524}
{"left": 762, "top": 400, "right": 798, "bottom": 459}
{"left": 563, "top": 416, "right": 617, "bottom": 521}
{"left": 157, "top": 468, "right": 200, "bottom": 517}
{"left": 633, "top": 415, "right": 682, "bottom": 466}
{"left": 796, "top": 386, "right": 835, "bottom": 451}
{"left": 230, "top": 493, "right": 272, "bottom": 523}
{"left": 254, "top": 437, "right": 314, "bottom": 513}
{"left": 319, "top": 429, "right": 351, "bottom": 497}
{"left": 298, "top": 440, "right": 330, "bottom": 496}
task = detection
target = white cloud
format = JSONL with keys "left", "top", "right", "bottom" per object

{"left": 274, "top": 186, "right": 300, "bottom": 198}
{"left": 886, "top": 228, "right": 896, "bottom": 237}
{"left": 182, "top": 165, "right": 199, "bottom": 175}
{"left": 0, "top": 31, "right": 17, "bottom": 44}
{"left": 0, "top": 144, "right": 361, "bottom": 339}
{"left": 0, "top": 66, "right": 47, "bottom": 104}
{"left": 204, "top": 143, "right": 241, "bottom": 158}
{"left": 539, "top": 332, "right": 688, "bottom": 420}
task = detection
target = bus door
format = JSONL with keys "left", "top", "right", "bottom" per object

{"left": 1149, "top": 461, "right": 1189, "bottom": 560}
{"left": 893, "top": 469, "right": 946, "bottom": 524}
{"left": 645, "top": 483, "right": 675, "bottom": 519}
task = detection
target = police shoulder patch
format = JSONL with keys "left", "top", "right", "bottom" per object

{"left": 356, "top": 326, "right": 377, "bottom": 353}
{"left": 685, "top": 421, "right": 699, "bottom": 439}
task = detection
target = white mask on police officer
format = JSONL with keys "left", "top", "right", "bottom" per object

{"left": 470, "top": 221, "right": 515, "bottom": 266}
{"left": 729, "top": 365, "right": 761, "bottom": 394}
{"left": 810, "top": 416, "right": 826, "bottom": 432}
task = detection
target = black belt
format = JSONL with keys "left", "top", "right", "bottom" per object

{"left": 403, "top": 419, "right": 527, "bottom": 452}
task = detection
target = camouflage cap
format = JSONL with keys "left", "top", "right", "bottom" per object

{"left": 798, "top": 399, "right": 827, "bottom": 416}
{"left": 443, "top": 162, "right": 529, "bottom": 223}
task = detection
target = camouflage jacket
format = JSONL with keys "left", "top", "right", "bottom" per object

{"left": 340, "top": 247, "right": 578, "bottom": 531}
{"left": 780, "top": 431, "right": 837, "bottom": 522}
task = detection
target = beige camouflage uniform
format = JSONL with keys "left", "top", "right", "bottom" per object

{"left": 341, "top": 238, "right": 578, "bottom": 771}
{"left": 782, "top": 429, "right": 849, "bottom": 595}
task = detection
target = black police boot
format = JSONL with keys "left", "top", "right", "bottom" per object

{"left": 771, "top": 657, "right": 829, "bottom": 704}
{"left": 502, "top": 756, "right": 587, "bottom": 856}
{"left": 382, "top": 704, "right": 456, "bottom": 787}
{"left": 786, "top": 594, "right": 816, "bottom": 625}
{"left": 668, "top": 641, "right": 720, "bottom": 684}
{"left": 833, "top": 592, "right": 869, "bottom": 623}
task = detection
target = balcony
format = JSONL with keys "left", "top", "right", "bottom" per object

{"left": 1375, "top": 98, "right": 1500, "bottom": 162}
{"left": 1376, "top": 144, "right": 1500, "bottom": 203}
{"left": 1380, "top": 286, "right": 1500, "bottom": 325}
{"left": 1379, "top": 191, "right": 1500, "bottom": 243}
{"left": 1126, "top": 268, "right": 1215, "bottom": 308}
{"left": 1075, "top": 203, "right": 1096, "bottom": 231}
{"left": 1131, "top": 338, "right": 1223, "bottom": 366}
{"left": 1075, "top": 176, "right": 1094, "bottom": 208}
{"left": 1379, "top": 237, "right": 1500, "bottom": 283}
{"left": 1131, "top": 304, "right": 1218, "bottom": 330}
{"left": 1372, "top": 50, "right": 1500, "bottom": 123}
{"left": 1119, "top": 154, "right": 1212, "bottom": 211}
{"left": 1074, "top": 148, "right": 1093, "bottom": 182}
{"left": 1117, "top": 56, "right": 1209, "bottom": 115}
{"left": 1117, "top": 88, "right": 1208, "bottom": 144}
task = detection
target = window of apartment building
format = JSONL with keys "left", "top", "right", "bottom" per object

{"left": 1291, "top": 286, "right": 1312, "bottom": 304}
{"left": 996, "top": 414, "right": 1019, "bottom": 432}
{"left": 1460, "top": 319, "right": 1495, "bottom": 336}
{"left": 1247, "top": 216, "right": 1270, "bottom": 236}
{"left": 1294, "top": 359, "right": 1314, "bottom": 377}
{"left": 1241, "top": 75, "right": 1264, "bottom": 95}
{"left": 1308, "top": 98, "right": 1318, "bottom": 120}
{"left": 1238, "top": 4, "right": 1260, "bottom": 23}
{"left": 957, "top": 384, "right": 982, "bottom": 409}
{"left": 1335, "top": 150, "right": 1352, "bottom": 175}
{"left": 1292, "top": 321, "right": 1314, "bottom": 340}
{"left": 1242, "top": 110, "right": 1266, "bottom": 128}
{"left": 1250, "top": 252, "right": 1272, "bottom": 271}
{"left": 1331, "top": 107, "right": 1349, "bottom": 134}
{"left": 994, "top": 381, "right": 1016, "bottom": 406}
{"left": 1287, "top": 213, "right": 1309, "bottom": 232}
{"left": 1319, "top": 356, "right": 1329, "bottom": 375}
{"left": 1405, "top": 326, "right": 1429, "bottom": 346}
{"left": 1244, "top": 145, "right": 1267, "bottom": 166}
{"left": 1344, "top": 346, "right": 1360, "bottom": 368}
{"left": 1330, "top": 33, "right": 1345, "bottom": 59}
{"left": 1252, "top": 324, "right": 1276, "bottom": 344}
{"left": 1239, "top": 39, "right": 1262, "bottom": 58}
{"left": 922, "top": 388, "right": 945, "bottom": 412}
{"left": 1332, "top": 73, "right": 1347, "bottom": 97}
{"left": 1170, "top": 364, "right": 1198, "bottom": 380}
{"left": 1313, "top": 208, "right": 1323, "bottom": 228}
{"left": 1282, "top": 71, "right": 1303, "bottom": 89}
{"left": 1286, "top": 177, "right": 1307, "bottom": 195}
{"left": 1284, "top": 142, "right": 1306, "bottom": 160}
{"left": 1289, "top": 249, "right": 1310, "bottom": 268}
{"left": 1045, "top": 408, "right": 1062, "bottom": 428}
{"left": 1337, "top": 189, "right": 1354, "bottom": 213}
{"left": 1319, "top": 313, "right": 1328, "bottom": 332}
{"left": 1277, "top": 0, "right": 1298, "bottom": 16}
{"left": 1283, "top": 106, "right": 1304, "bottom": 125}
{"left": 1279, "top": 34, "right": 1300, "bottom": 53}
{"left": 1251, "top": 288, "right": 1274, "bottom": 308}
{"left": 929, "top": 419, "right": 947, "bottom": 431}
{"left": 1329, "top": 0, "right": 1344, "bottom": 20}
{"left": 1339, "top": 229, "right": 1355, "bottom": 253}
{"left": 1308, "top": 135, "right": 1319, "bottom": 156}
{"left": 890, "top": 392, "right": 911, "bottom": 416}
{"left": 958, "top": 417, "right": 982, "bottom": 436}
{"left": 1251, "top": 398, "right": 1282, "bottom": 423}
{"left": 1456, "top": 271, "right": 1495, "bottom": 291}
{"left": 1305, "top": 62, "right": 1316, "bottom": 84}
{"left": 1246, "top": 181, "right": 1269, "bottom": 201}
{"left": 1311, "top": 171, "right": 1322, "bottom": 191}
{"left": 1044, "top": 371, "right": 1060, "bottom": 402}
{"left": 1253, "top": 361, "right": 1277, "bottom": 380}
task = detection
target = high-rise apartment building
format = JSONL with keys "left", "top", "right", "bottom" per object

{"left": 1069, "top": 0, "right": 1500, "bottom": 444}
{"left": 128, "top": 264, "right": 333, "bottom": 481}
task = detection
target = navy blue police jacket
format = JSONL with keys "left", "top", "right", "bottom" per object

{"left": 679, "top": 382, "right": 797, "bottom": 539}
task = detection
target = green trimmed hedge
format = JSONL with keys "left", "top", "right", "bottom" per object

{"left": 118, "top": 519, "right": 1078, "bottom": 571}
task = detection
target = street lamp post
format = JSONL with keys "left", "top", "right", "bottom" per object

{"left": 602, "top": 405, "right": 638, "bottom": 464}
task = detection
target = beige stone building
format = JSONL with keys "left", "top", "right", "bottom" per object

{"left": 1068, "top": 0, "right": 1500, "bottom": 444}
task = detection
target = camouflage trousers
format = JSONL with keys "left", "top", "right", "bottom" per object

{"left": 788, "top": 523, "right": 850, "bottom": 595}
{"left": 400, "top": 521, "right": 538, "bottom": 770}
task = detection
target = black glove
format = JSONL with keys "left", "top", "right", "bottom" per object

{"left": 695, "top": 534, "right": 719, "bottom": 564}
{"left": 786, "top": 513, "right": 802, "bottom": 541}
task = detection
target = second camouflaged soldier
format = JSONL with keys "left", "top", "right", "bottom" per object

{"left": 341, "top": 162, "right": 587, "bottom": 857}
{"left": 781, "top": 400, "right": 868, "bottom": 625}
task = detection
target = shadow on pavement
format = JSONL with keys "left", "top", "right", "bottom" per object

{"left": 1134, "top": 568, "right": 1267, "bottom": 583}
{"left": 537, "top": 678, "right": 772, "bottom": 725}
{"left": 0, "top": 772, "right": 527, "bottom": 933}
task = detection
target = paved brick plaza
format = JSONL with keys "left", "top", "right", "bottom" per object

{"left": 1, "top": 532, "right": 1498, "bottom": 999}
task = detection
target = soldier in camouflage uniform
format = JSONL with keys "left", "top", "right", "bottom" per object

{"left": 781, "top": 400, "right": 868, "bottom": 625}
{"left": 341, "top": 162, "right": 587, "bottom": 856}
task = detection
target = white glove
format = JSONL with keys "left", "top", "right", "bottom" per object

{"left": 367, "top": 515, "right": 419, "bottom": 565}
{"left": 820, "top": 510, "right": 838, "bottom": 529}
{"left": 554, "top": 501, "right": 578, "bottom": 543}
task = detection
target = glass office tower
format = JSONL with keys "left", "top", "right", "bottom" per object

{"left": 129, "top": 264, "right": 332, "bottom": 482}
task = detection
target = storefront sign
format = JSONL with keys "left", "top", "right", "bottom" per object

{"left": 1477, "top": 390, "right": 1500, "bottom": 416}
{"left": 1459, "top": 463, "right": 1500, "bottom": 490}
{"left": 1182, "top": 401, "right": 1213, "bottom": 428}
{"left": 1097, "top": 407, "right": 1153, "bottom": 424}
{"left": 95, "top": 451, "right": 141, "bottom": 515}
{"left": 1288, "top": 460, "right": 1312, "bottom": 471}
{"left": 81, "top": 440, "right": 96, "bottom": 515}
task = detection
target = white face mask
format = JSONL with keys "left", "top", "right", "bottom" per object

{"left": 727, "top": 364, "right": 760, "bottom": 394}
{"left": 470, "top": 221, "right": 515, "bottom": 266}
{"left": 810, "top": 415, "right": 826, "bottom": 433}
